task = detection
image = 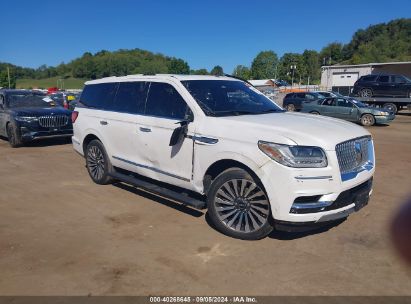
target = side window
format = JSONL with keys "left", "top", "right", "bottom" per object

{"left": 378, "top": 75, "right": 389, "bottom": 83}
{"left": 322, "top": 98, "right": 336, "bottom": 106}
{"left": 362, "top": 75, "right": 377, "bottom": 82}
{"left": 337, "top": 98, "right": 352, "bottom": 107}
{"left": 305, "top": 94, "right": 315, "bottom": 100}
{"left": 393, "top": 75, "right": 406, "bottom": 83}
{"left": 145, "top": 82, "right": 190, "bottom": 120}
{"left": 111, "top": 82, "right": 148, "bottom": 114}
{"left": 296, "top": 93, "right": 305, "bottom": 98}
{"left": 80, "top": 83, "right": 118, "bottom": 109}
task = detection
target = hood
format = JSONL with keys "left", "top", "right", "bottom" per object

{"left": 11, "top": 107, "right": 71, "bottom": 117}
{"left": 201, "top": 112, "right": 370, "bottom": 151}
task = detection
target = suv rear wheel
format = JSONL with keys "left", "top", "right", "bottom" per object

{"left": 359, "top": 88, "right": 373, "bottom": 98}
{"left": 85, "top": 139, "right": 114, "bottom": 185}
{"left": 207, "top": 168, "right": 273, "bottom": 240}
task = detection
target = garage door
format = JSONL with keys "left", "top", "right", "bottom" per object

{"left": 332, "top": 73, "right": 359, "bottom": 87}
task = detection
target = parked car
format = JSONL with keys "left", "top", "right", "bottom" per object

{"left": 283, "top": 92, "right": 325, "bottom": 111}
{"left": 275, "top": 80, "right": 289, "bottom": 87}
{"left": 0, "top": 90, "right": 73, "bottom": 147}
{"left": 352, "top": 74, "right": 411, "bottom": 98}
{"left": 73, "top": 75, "right": 375, "bottom": 240}
{"left": 302, "top": 97, "right": 395, "bottom": 126}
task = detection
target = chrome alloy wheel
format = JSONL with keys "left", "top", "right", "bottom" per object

{"left": 214, "top": 179, "right": 270, "bottom": 233}
{"left": 87, "top": 145, "right": 106, "bottom": 181}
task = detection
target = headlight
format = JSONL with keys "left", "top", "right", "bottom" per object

{"left": 377, "top": 111, "right": 389, "bottom": 116}
{"left": 15, "top": 116, "right": 39, "bottom": 122}
{"left": 258, "top": 141, "right": 327, "bottom": 168}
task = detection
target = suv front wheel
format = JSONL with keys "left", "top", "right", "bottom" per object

{"left": 85, "top": 139, "right": 114, "bottom": 185}
{"left": 207, "top": 168, "right": 274, "bottom": 240}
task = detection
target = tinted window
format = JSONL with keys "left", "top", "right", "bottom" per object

{"left": 337, "top": 98, "right": 352, "bottom": 107}
{"left": 296, "top": 93, "right": 305, "bottom": 98}
{"left": 361, "top": 75, "right": 378, "bottom": 82}
{"left": 322, "top": 98, "right": 336, "bottom": 106}
{"left": 320, "top": 92, "right": 331, "bottom": 97}
{"left": 393, "top": 75, "right": 406, "bottom": 83}
{"left": 145, "top": 82, "right": 189, "bottom": 120}
{"left": 80, "top": 83, "right": 118, "bottom": 109}
{"left": 378, "top": 75, "right": 390, "bottom": 83}
{"left": 111, "top": 82, "right": 148, "bottom": 114}
{"left": 305, "top": 94, "right": 315, "bottom": 100}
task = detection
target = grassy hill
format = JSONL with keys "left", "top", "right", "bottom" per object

{"left": 16, "top": 77, "right": 88, "bottom": 89}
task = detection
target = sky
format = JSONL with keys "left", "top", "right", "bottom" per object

{"left": 1, "top": 0, "right": 410, "bottom": 73}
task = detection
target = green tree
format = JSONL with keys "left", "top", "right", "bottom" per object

{"left": 320, "top": 42, "right": 344, "bottom": 65}
{"left": 232, "top": 65, "right": 251, "bottom": 80}
{"left": 168, "top": 58, "right": 190, "bottom": 74}
{"left": 302, "top": 50, "right": 320, "bottom": 83}
{"left": 278, "top": 53, "right": 305, "bottom": 84}
{"left": 250, "top": 51, "right": 278, "bottom": 79}
{"left": 0, "top": 69, "right": 16, "bottom": 88}
{"left": 190, "top": 68, "right": 209, "bottom": 75}
{"left": 210, "top": 65, "right": 224, "bottom": 76}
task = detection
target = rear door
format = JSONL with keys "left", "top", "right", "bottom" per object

{"left": 320, "top": 98, "right": 337, "bottom": 117}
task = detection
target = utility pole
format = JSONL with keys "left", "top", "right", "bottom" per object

{"left": 7, "top": 67, "right": 11, "bottom": 89}
{"left": 290, "top": 65, "right": 296, "bottom": 87}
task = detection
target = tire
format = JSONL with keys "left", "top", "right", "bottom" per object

{"left": 310, "top": 111, "right": 320, "bottom": 115}
{"left": 207, "top": 168, "right": 274, "bottom": 240}
{"left": 85, "top": 139, "right": 114, "bottom": 185}
{"left": 360, "top": 114, "right": 375, "bottom": 126}
{"left": 383, "top": 103, "right": 397, "bottom": 114}
{"left": 6, "top": 122, "right": 23, "bottom": 148}
{"left": 359, "top": 88, "right": 373, "bottom": 98}
{"left": 286, "top": 103, "right": 296, "bottom": 112}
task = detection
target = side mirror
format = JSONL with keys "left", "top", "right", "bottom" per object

{"left": 169, "top": 121, "right": 188, "bottom": 146}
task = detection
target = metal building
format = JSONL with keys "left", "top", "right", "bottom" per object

{"left": 321, "top": 61, "right": 411, "bottom": 95}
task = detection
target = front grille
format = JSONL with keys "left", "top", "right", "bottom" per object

{"left": 38, "top": 115, "right": 68, "bottom": 128}
{"left": 336, "top": 136, "right": 371, "bottom": 175}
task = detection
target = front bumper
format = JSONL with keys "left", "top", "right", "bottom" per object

{"left": 20, "top": 126, "right": 73, "bottom": 141}
{"left": 375, "top": 115, "right": 395, "bottom": 124}
{"left": 258, "top": 148, "right": 375, "bottom": 224}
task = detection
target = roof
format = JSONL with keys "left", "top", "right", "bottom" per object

{"left": 85, "top": 74, "right": 239, "bottom": 85}
{"left": 321, "top": 61, "right": 411, "bottom": 69}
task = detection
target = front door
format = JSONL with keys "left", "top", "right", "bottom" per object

{"left": 336, "top": 98, "right": 357, "bottom": 121}
{"left": 133, "top": 81, "right": 195, "bottom": 187}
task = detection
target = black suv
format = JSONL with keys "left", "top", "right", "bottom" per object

{"left": 0, "top": 90, "right": 73, "bottom": 147}
{"left": 282, "top": 92, "right": 325, "bottom": 111}
{"left": 352, "top": 74, "right": 411, "bottom": 98}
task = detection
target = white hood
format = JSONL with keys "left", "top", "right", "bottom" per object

{"left": 200, "top": 112, "right": 370, "bottom": 151}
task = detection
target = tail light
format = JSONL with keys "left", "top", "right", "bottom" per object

{"left": 64, "top": 101, "right": 69, "bottom": 109}
{"left": 71, "top": 111, "right": 79, "bottom": 123}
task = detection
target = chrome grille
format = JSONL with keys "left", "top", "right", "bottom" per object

{"left": 336, "top": 136, "right": 371, "bottom": 175}
{"left": 38, "top": 115, "right": 68, "bottom": 128}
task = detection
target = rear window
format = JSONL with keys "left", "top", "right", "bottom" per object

{"left": 378, "top": 75, "right": 390, "bottom": 83}
{"left": 80, "top": 83, "right": 118, "bottom": 109}
{"left": 361, "top": 75, "right": 378, "bottom": 82}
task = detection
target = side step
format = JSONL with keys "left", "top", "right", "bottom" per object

{"left": 109, "top": 170, "right": 207, "bottom": 210}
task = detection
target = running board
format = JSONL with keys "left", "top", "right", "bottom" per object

{"left": 109, "top": 170, "right": 207, "bottom": 210}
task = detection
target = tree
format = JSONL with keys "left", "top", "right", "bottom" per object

{"left": 302, "top": 50, "right": 320, "bottom": 84}
{"left": 191, "top": 68, "right": 209, "bottom": 75}
{"left": 168, "top": 58, "right": 190, "bottom": 74}
{"left": 0, "top": 69, "right": 16, "bottom": 89}
{"left": 250, "top": 51, "right": 278, "bottom": 79}
{"left": 320, "top": 42, "right": 344, "bottom": 65}
{"left": 277, "top": 53, "right": 305, "bottom": 84}
{"left": 232, "top": 65, "right": 251, "bottom": 80}
{"left": 210, "top": 65, "right": 224, "bottom": 76}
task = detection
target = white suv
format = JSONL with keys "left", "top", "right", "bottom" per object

{"left": 72, "top": 75, "right": 375, "bottom": 240}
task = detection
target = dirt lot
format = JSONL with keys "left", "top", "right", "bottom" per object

{"left": 0, "top": 114, "right": 411, "bottom": 296}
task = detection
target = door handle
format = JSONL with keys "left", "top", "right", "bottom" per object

{"left": 100, "top": 121, "right": 108, "bottom": 125}
{"left": 139, "top": 127, "right": 151, "bottom": 132}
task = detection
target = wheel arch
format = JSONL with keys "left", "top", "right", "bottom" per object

{"left": 82, "top": 133, "right": 102, "bottom": 154}
{"left": 202, "top": 159, "right": 266, "bottom": 196}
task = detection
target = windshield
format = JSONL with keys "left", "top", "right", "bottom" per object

{"left": 181, "top": 80, "right": 284, "bottom": 117}
{"left": 7, "top": 94, "right": 57, "bottom": 108}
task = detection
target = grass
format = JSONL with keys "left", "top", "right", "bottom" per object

{"left": 16, "top": 77, "right": 88, "bottom": 89}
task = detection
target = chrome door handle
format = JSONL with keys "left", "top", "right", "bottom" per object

{"left": 100, "top": 121, "right": 108, "bottom": 125}
{"left": 139, "top": 127, "right": 151, "bottom": 132}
